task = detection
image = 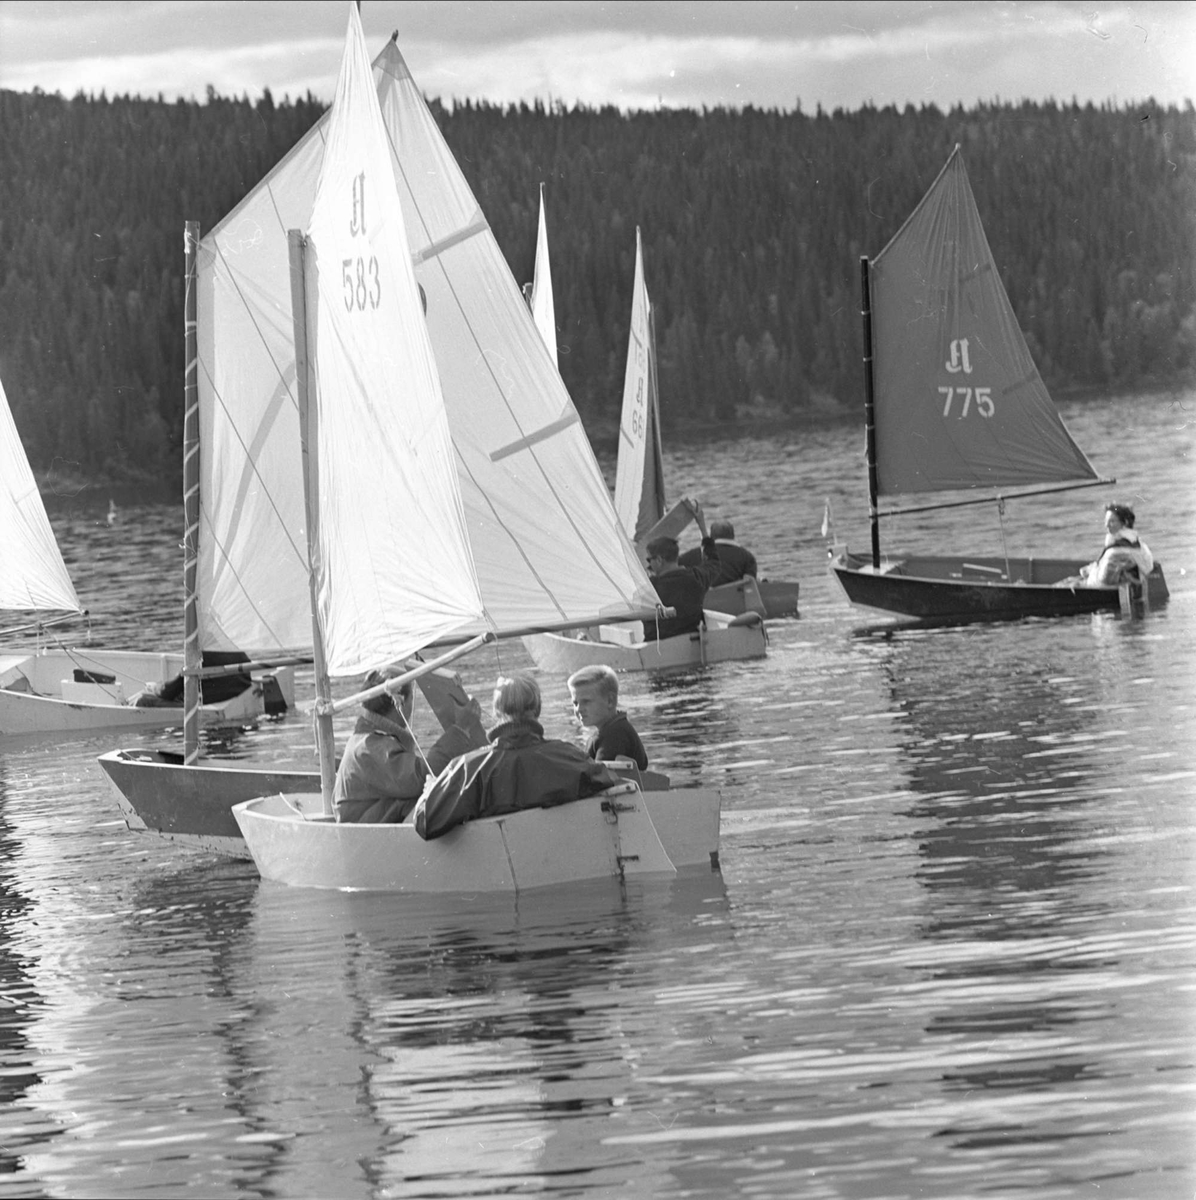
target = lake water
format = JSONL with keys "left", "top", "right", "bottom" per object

{"left": 2, "top": 390, "right": 1194, "bottom": 1198}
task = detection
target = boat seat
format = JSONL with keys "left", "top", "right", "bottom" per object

{"left": 597, "top": 622, "right": 642, "bottom": 647}
{"left": 60, "top": 679, "right": 126, "bottom": 705}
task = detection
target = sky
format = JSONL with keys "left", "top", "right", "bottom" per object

{"left": 0, "top": 0, "right": 1193, "bottom": 113}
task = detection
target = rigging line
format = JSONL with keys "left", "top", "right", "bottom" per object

{"left": 200, "top": 359, "right": 310, "bottom": 578}
{"left": 33, "top": 634, "right": 137, "bottom": 704}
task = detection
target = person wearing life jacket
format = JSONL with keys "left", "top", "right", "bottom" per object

{"left": 1081, "top": 502, "right": 1154, "bottom": 587}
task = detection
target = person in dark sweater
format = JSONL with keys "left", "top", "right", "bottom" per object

{"left": 567, "top": 664, "right": 648, "bottom": 770}
{"left": 678, "top": 519, "right": 758, "bottom": 586}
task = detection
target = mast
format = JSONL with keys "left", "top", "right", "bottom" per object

{"left": 182, "top": 221, "right": 202, "bottom": 763}
{"left": 860, "top": 255, "right": 881, "bottom": 569}
{"left": 287, "top": 229, "right": 337, "bottom": 815}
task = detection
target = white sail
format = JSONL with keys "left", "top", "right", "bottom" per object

{"left": 0, "top": 374, "right": 82, "bottom": 613}
{"left": 530, "top": 183, "right": 558, "bottom": 366}
{"left": 613, "top": 228, "right": 667, "bottom": 546}
{"left": 196, "top": 36, "right": 656, "bottom": 657}
{"left": 302, "top": 4, "right": 484, "bottom": 676}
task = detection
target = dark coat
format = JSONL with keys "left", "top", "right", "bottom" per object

{"left": 414, "top": 717, "right": 618, "bottom": 840}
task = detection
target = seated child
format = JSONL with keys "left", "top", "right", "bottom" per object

{"left": 567, "top": 664, "right": 648, "bottom": 771}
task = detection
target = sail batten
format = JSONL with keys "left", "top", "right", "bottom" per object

{"left": 870, "top": 146, "right": 1099, "bottom": 499}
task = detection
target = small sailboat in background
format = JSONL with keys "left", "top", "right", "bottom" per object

{"left": 0, "top": 371, "right": 289, "bottom": 735}
{"left": 101, "top": 11, "right": 721, "bottom": 875}
{"left": 528, "top": 181, "right": 558, "bottom": 366}
{"left": 612, "top": 228, "right": 799, "bottom": 620}
{"left": 830, "top": 145, "right": 1168, "bottom": 623}
{"left": 231, "top": 3, "right": 711, "bottom": 893}
{"left": 524, "top": 227, "right": 772, "bottom": 673}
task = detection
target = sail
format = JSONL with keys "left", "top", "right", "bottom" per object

{"left": 0, "top": 374, "right": 82, "bottom": 613}
{"left": 302, "top": 4, "right": 485, "bottom": 676}
{"left": 613, "top": 228, "right": 668, "bottom": 545}
{"left": 870, "top": 146, "right": 1099, "bottom": 498}
{"left": 196, "top": 36, "right": 657, "bottom": 657}
{"left": 530, "top": 183, "right": 558, "bottom": 366}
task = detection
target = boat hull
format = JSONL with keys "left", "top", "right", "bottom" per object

{"left": 831, "top": 551, "right": 1169, "bottom": 623}
{"left": 522, "top": 609, "right": 766, "bottom": 673}
{"left": 0, "top": 649, "right": 294, "bottom": 736}
{"left": 234, "top": 785, "right": 685, "bottom": 893}
{"left": 97, "top": 749, "right": 721, "bottom": 869}
{"left": 706, "top": 577, "right": 800, "bottom": 620}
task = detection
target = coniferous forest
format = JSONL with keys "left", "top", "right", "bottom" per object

{"left": 0, "top": 85, "right": 1193, "bottom": 483}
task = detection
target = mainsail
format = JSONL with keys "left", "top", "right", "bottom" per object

{"left": 301, "top": 5, "right": 484, "bottom": 676}
{"left": 870, "top": 146, "right": 1099, "bottom": 498}
{"left": 0, "top": 373, "right": 82, "bottom": 614}
{"left": 613, "top": 228, "right": 667, "bottom": 546}
{"left": 196, "top": 36, "right": 657, "bottom": 658}
{"left": 530, "top": 182, "right": 558, "bottom": 366}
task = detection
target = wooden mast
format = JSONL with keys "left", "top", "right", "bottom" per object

{"left": 287, "top": 229, "right": 337, "bottom": 814}
{"left": 182, "top": 221, "right": 202, "bottom": 762}
{"left": 859, "top": 255, "right": 881, "bottom": 569}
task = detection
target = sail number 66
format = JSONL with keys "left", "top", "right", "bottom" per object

{"left": 342, "top": 256, "right": 381, "bottom": 312}
{"left": 939, "top": 386, "right": 994, "bottom": 418}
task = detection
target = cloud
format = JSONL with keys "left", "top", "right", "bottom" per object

{"left": 0, "top": 0, "right": 1191, "bottom": 110}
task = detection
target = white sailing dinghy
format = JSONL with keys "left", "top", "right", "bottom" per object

{"left": 524, "top": 228, "right": 770, "bottom": 673}
{"left": 102, "top": 27, "right": 720, "bottom": 864}
{"left": 830, "top": 146, "right": 1169, "bottom": 623}
{"left": 149, "top": 7, "right": 714, "bottom": 892}
{"left": 0, "top": 372, "right": 289, "bottom": 736}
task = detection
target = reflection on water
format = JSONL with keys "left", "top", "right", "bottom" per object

{"left": 1, "top": 392, "right": 1194, "bottom": 1197}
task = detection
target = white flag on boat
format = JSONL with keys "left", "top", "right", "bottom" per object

{"left": 303, "top": 2, "right": 485, "bottom": 675}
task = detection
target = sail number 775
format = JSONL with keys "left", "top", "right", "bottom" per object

{"left": 939, "top": 386, "right": 994, "bottom": 418}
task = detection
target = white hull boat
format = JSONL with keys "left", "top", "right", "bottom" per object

{"left": 219, "top": 9, "right": 687, "bottom": 893}
{"left": 98, "top": 749, "right": 720, "bottom": 869}
{"left": 522, "top": 607, "right": 766, "bottom": 673}
{"left": 233, "top": 782, "right": 708, "bottom": 893}
{"left": 0, "top": 648, "right": 293, "bottom": 736}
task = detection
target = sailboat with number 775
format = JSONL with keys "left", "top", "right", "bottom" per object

{"left": 830, "top": 145, "right": 1168, "bottom": 623}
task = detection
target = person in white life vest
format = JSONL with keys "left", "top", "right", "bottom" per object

{"left": 1080, "top": 502, "right": 1154, "bottom": 586}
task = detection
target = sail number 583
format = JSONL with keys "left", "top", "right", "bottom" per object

{"left": 342, "top": 256, "right": 381, "bottom": 312}
{"left": 939, "top": 386, "right": 994, "bottom": 418}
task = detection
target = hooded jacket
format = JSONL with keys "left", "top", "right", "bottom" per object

{"left": 414, "top": 717, "right": 618, "bottom": 840}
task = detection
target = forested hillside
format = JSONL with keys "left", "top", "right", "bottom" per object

{"left": 0, "top": 84, "right": 1192, "bottom": 482}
